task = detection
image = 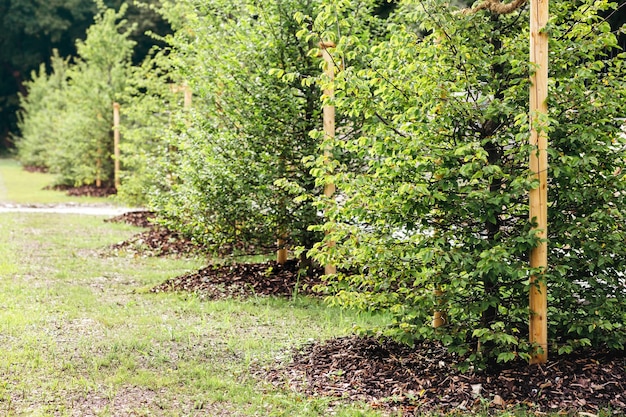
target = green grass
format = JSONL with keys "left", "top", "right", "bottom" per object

{"left": 0, "top": 212, "right": 390, "bottom": 416}
{"left": 0, "top": 158, "right": 115, "bottom": 204}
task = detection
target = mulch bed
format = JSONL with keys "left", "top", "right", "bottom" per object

{"left": 47, "top": 184, "right": 117, "bottom": 198}
{"left": 106, "top": 210, "right": 157, "bottom": 228}
{"left": 151, "top": 259, "right": 323, "bottom": 299}
{"left": 109, "top": 227, "right": 204, "bottom": 257}
{"left": 264, "top": 336, "right": 626, "bottom": 416}
{"left": 23, "top": 165, "right": 49, "bottom": 173}
{"left": 108, "top": 212, "right": 323, "bottom": 298}
{"left": 105, "top": 211, "right": 271, "bottom": 258}
{"left": 106, "top": 211, "right": 204, "bottom": 257}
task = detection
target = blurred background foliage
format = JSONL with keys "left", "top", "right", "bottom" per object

{"left": 0, "top": 0, "right": 172, "bottom": 153}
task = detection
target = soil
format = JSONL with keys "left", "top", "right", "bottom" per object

{"left": 106, "top": 211, "right": 626, "bottom": 416}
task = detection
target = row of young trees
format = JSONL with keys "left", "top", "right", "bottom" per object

{"left": 16, "top": 0, "right": 626, "bottom": 368}
{"left": 17, "top": 3, "right": 135, "bottom": 187}
{"left": 0, "top": 0, "right": 170, "bottom": 152}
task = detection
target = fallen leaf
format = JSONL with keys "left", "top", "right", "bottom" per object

{"left": 492, "top": 395, "right": 506, "bottom": 407}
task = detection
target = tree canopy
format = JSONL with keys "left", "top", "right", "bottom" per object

{"left": 305, "top": 0, "right": 626, "bottom": 367}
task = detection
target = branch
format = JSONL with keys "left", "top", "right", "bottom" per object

{"left": 464, "top": 0, "right": 527, "bottom": 15}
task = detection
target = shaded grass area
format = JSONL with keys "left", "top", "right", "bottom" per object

{"left": 0, "top": 213, "right": 386, "bottom": 416}
{"left": 0, "top": 158, "right": 113, "bottom": 204}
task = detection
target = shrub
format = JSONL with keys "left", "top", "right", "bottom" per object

{"left": 307, "top": 0, "right": 626, "bottom": 367}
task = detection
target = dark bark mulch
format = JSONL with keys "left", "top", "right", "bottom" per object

{"left": 109, "top": 228, "right": 204, "bottom": 257}
{"left": 105, "top": 211, "right": 273, "bottom": 258}
{"left": 23, "top": 165, "right": 49, "bottom": 173}
{"left": 263, "top": 336, "right": 626, "bottom": 415}
{"left": 106, "top": 211, "right": 204, "bottom": 257}
{"left": 47, "top": 184, "right": 117, "bottom": 198}
{"left": 150, "top": 259, "right": 323, "bottom": 299}
{"left": 105, "top": 210, "right": 157, "bottom": 228}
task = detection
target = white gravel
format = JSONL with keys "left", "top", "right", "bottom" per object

{"left": 0, "top": 203, "right": 135, "bottom": 216}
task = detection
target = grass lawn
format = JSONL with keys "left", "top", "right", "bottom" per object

{"left": 0, "top": 211, "right": 393, "bottom": 416}
{"left": 0, "top": 158, "right": 387, "bottom": 416}
{"left": 0, "top": 158, "right": 115, "bottom": 204}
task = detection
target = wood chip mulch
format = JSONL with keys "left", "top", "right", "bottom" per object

{"left": 263, "top": 336, "right": 626, "bottom": 415}
{"left": 105, "top": 211, "right": 271, "bottom": 258}
{"left": 105, "top": 211, "right": 625, "bottom": 415}
{"left": 105, "top": 210, "right": 157, "bottom": 228}
{"left": 105, "top": 211, "right": 204, "bottom": 257}
{"left": 150, "top": 259, "right": 323, "bottom": 299}
{"left": 47, "top": 184, "right": 117, "bottom": 197}
{"left": 109, "top": 227, "right": 204, "bottom": 257}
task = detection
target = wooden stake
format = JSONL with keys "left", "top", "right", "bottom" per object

{"left": 113, "top": 102, "right": 121, "bottom": 190}
{"left": 320, "top": 41, "right": 336, "bottom": 276}
{"left": 169, "top": 83, "right": 192, "bottom": 108}
{"left": 96, "top": 150, "right": 102, "bottom": 188}
{"left": 277, "top": 238, "right": 288, "bottom": 265}
{"left": 183, "top": 83, "right": 192, "bottom": 109}
{"left": 432, "top": 289, "right": 447, "bottom": 328}
{"left": 529, "top": 0, "right": 549, "bottom": 364}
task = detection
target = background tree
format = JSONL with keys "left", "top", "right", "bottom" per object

{"left": 121, "top": 0, "right": 332, "bottom": 256}
{"left": 15, "top": 50, "right": 69, "bottom": 169}
{"left": 0, "top": 0, "right": 170, "bottom": 154}
{"left": 16, "top": 3, "right": 136, "bottom": 187}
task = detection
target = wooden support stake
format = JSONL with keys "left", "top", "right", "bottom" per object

{"left": 529, "top": 0, "right": 549, "bottom": 364}
{"left": 320, "top": 41, "right": 336, "bottom": 276}
{"left": 432, "top": 289, "right": 447, "bottom": 328}
{"left": 113, "top": 102, "right": 121, "bottom": 190}
{"left": 169, "top": 83, "right": 192, "bottom": 108}
{"left": 96, "top": 150, "right": 102, "bottom": 188}
{"left": 183, "top": 83, "right": 192, "bottom": 109}
{"left": 277, "top": 238, "right": 288, "bottom": 265}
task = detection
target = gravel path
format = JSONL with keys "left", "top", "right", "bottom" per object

{"left": 0, "top": 203, "right": 134, "bottom": 216}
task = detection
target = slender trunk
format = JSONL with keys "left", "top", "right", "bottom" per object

{"left": 481, "top": 15, "right": 505, "bottom": 328}
{"left": 482, "top": 139, "right": 503, "bottom": 327}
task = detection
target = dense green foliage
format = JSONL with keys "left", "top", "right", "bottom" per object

{"left": 306, "top": 0, "right": 626, "bottom": 367}
{"left": 17, "top": 4, "right": 135, "bottom": 186}
{"left": 15, "top": 51, "right": 69, "bottom": 169}
{"left": 120, "top": 0, "right": 334, "bottom": 253}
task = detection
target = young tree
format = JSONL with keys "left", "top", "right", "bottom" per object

{"left": 307, "top": 0, "right": 626, "bottom": 367}
{"left": 16, "top": 50, "right": 69, "bottom": 169}
{"left": 50, "top": 4, "right": 135, "bottom": 187}
{"left": 16, "top": 3, "right": 136, "bottom": 187}
{"left": 0, "top": 0, "right": 170, "bottom": 153}
{"left": 125, "top": 0, "right": 333, "bottom": 255}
